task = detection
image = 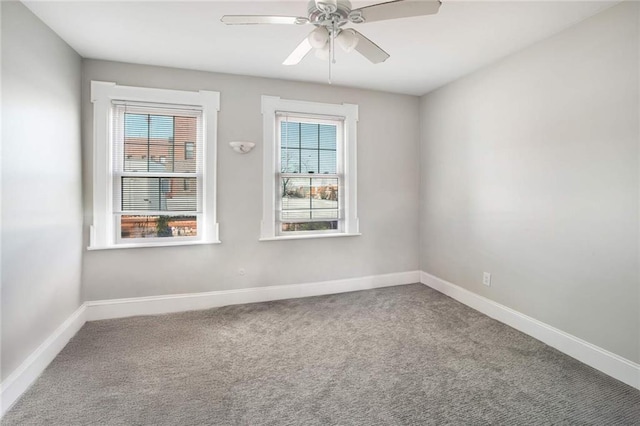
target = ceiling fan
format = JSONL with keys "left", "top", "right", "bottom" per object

{"left": 221, "top": 0, "right": 441, "bottom": 76}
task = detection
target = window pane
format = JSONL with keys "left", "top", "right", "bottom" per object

{"left": 281, "top": 148, "right": 300, "bottom": 173}
{"left": 149, "top": 143, "right": 172, "bottom": 172}
{"left": 123, "top": 141, "right": 149, "bottom": 172}
{"left": 175, "top": 117, "right": 197, "bottom": 172}
{"left": 148, "top": 115, "right": 174, "bottom": 172}
{"left": 121, "top": 177, "right": 197, "bottom": 211}
{"left": 300, "top": 123, "right": 318, "bottom": 149}
{"left": 120, "top": 215, "right": 197, "bottom": 239}
{"left": 149, "top": 115, "right": 173, "bottom": 140}
{"left": 280, "top": 177, "right": 339, "bottom": 229}
{"left": 281, "top": 121, "right": 300, "bottom": 149}
{"left": 300, "top": 149, "right": 319, "bottom": 174}
{"left": 125, "top": 114, "right": 148, "bottom": 138}
{"left": 311, "top": 191, "right": 338, "bottom": 210}
{"left": 319, "top": 150, "right": 336, "bottom": 174}
{"left": 319, "top": 124, "right": 336, "bottom": 150}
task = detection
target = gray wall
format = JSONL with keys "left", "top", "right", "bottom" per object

{"left": 420, "top": 1, "right": 639, "bottom": 363}
{"left": 5, "top": 0, "right": 635, "bottom": 386}
{"left": 1, "top": 2, "right": 83, "bottom": 380}
{"left": 81, "top": 60, "right": 421, "bottom": 301}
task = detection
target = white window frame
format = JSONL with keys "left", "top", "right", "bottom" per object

{"left": 89, "top": 81, "right": 220, "bottom": 249}
{"left": 260, "top": 96, "right": 360, "bottom": 241}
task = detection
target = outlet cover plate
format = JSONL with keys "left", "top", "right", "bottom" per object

{"left": 483, "top": 272, "right": 491, "bottom": 287}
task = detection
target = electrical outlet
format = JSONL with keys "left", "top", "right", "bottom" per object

{"left": 483, "top": 272, "right": 491, "bottom": 287}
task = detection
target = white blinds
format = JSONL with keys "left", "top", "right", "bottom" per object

{"left": 111, "top": 102, "right": 203, "bottom": 239}
{"left": 277, "top": 114, "right": 342, "bottom": 232}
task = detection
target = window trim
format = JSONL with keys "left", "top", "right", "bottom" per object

{"left": 260, "top": 96, "right": 360, "bottom": 241}
{"left": 89, "top": 81, "right": 220, "bottom": 250}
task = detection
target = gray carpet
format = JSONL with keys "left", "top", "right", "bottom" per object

{"left": 3, "top": 284, "right": 639, "bottom": 425}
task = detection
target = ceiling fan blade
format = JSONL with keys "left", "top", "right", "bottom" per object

{"left": 221, "top": 15, "right": 308, "bottom": 25}
{"left": 351, "top": 30, "right": 390, "bottom": 64}
{"left": 352, "top": 0, "right": 441, "bottom": 24}
{"left": 283, "top": 37, "right": 313, "bottom": 66}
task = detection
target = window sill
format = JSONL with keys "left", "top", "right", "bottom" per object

{"left": 259, "top": 233, "right": 361, "bottom": 242}
{"left": 87, "top": 240, "right": 221, "bottom": 251}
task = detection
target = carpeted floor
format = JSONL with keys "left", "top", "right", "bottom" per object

{"left": 3, "top": 284, "right": 639, "bottom": 425}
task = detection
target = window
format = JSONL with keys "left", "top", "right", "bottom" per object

{"left": 261, "top": 96, "right": 359, "bottom": 240}
{"left": 185, "top": 142, "right": 195, "bottom": 159}
{"left": 279, "top": 116, "right": 340, "bottom": 232}
{"left": 90, "top": 81, "right": 220, "bottom": 249}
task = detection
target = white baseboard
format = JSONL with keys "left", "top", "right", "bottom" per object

{"left": 0, "top": 305, "right": 87, "bottom": 417}
{"left": 420, "top": 271, "right": 640, "bottom": 390}
{"left": 86, "top": 271, "right": 421, "bottom": 321}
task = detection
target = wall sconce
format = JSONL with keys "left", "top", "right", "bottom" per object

{"left": 229, "top": 141, "right": 256, "bottom": 154}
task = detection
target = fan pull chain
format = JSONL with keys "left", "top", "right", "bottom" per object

{"left": 332, "top": 21, "right": 337, "bottom": 64}
{"left": 329, "top": 32, "right": 334, "bottom": 84}
{"left": 328, "top": 20, "right": 337, "bottom": 84}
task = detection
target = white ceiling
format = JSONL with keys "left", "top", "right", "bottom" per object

{"left": 24, "top": 0, "right": 618, "bottom": 95}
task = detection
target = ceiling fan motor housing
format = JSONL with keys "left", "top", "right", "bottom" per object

{"left": 315, "top": 0, "right": 338, "bottom": 13}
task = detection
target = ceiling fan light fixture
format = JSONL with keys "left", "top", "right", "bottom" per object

{"left": 308, "top": 26, "right": 329, "bottom": 49}
{"left": 314, "top": 44, "right": 331, "bottom": 61}
{"left": 337, "top": 29, "right": 359, "bottom": 52}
